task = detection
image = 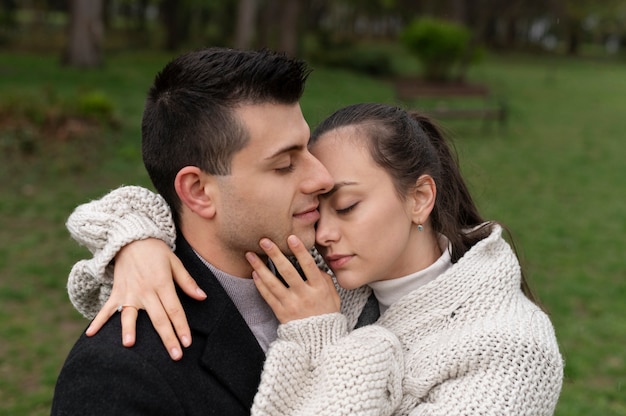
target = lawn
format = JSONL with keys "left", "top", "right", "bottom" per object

{"left": 0, "top": 50, "right": 624, "bottom": 415}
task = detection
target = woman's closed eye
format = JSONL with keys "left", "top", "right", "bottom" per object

{"left": 336, "top": 203, "right": 358, "bottom": 214}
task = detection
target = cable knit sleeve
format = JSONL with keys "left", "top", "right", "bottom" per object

{"left": 252, "top": 313, "right": 404, "bottom": 416}
{"left": 66, "top": 186, "right": 176, "bottom": 319}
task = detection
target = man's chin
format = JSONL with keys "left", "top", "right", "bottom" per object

{"left": 281, "top": 228, "right": 315, "bottom": 255}
{"left": 295, "top": 229, "right": 316, "bottom": 250}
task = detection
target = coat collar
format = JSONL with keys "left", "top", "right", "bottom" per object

{"left": 175, "top": 234, "right": 266, "bottom": 409}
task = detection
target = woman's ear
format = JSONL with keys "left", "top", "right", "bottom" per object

{"left": 174, "top": 166, "right": 217, "bottom": 219}
{"left": 411, "top": 174, "right": 436, "bottom": 223}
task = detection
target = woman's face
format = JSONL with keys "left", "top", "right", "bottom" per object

{"left": 312, "top": 126, "right": 425, "bottom": 289}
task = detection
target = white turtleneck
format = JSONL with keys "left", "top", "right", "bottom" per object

{"left": 368, "top": 236, "right": 452, "bottom": 315}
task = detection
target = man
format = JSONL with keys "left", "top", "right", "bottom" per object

{"left": 51, "top": 47, "right": 333, "bottom": 415}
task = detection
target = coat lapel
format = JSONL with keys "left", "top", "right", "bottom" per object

{"left": 175, "top": 235, "right": 266, "bottom": 410}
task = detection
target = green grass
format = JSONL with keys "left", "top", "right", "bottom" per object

{"left": 0, "top": 50, "right": 624, "bottom": 415}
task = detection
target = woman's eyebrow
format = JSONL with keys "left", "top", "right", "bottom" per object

{"left": 321, "top": 181, "right": 358, "bottom": 198}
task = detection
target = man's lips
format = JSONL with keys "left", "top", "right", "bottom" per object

{"left": 293, "top": 206, "right": 320, "bottom": 223}
{"left": 324, "top": 254, "right": 354, "bottom": 269}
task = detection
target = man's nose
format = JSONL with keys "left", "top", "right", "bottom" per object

{"left": 303, "top": 153, "right": 333, "bottom": 195}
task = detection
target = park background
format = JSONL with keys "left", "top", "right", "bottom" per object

{"left": 0, "top": 1, "right": 624, "bottom": 415}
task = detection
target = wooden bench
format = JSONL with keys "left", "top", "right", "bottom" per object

{"left": 394, "top": 79, "right": 507, "bottom": 127}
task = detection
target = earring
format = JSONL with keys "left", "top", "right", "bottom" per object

{"left": 417, "top": 224, "right": 424, "bottom": 232}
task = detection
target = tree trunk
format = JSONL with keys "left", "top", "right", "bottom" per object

{"left": 566, "top": 17, "right": 581, "bottom": 55}
{"left": 160, "top": 0, "right": 191, "bottom": 51}
{"left": 234, "top": 0, "right": 259, "bottom": 49}
{"left": 279, "top": 0, "right": 300, "bottom": 56}
{"left": 64, "top": 0, "right": 104, "bottom": 67}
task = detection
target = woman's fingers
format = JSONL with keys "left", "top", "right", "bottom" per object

{"left": 85, "top": 238, "right": 197, "bottom": 361}
{"left": 286, "top": 235, "right": 323, "bottom": 287}
{"left": 142, "top": 294, "right": 184, "bottom": 361}
{"left": 245, "top": 251, "right": 288, "bottom": 296}
{"left": 250, "top": 269, "right": 282, "bottom": 312}
{"left": 85, "top": 299, "right": 117, "bottom": 337}
{"left": 120, "top": 305, "right": 139, "bottom": 346}
{"left": 171, "top": 253, "right": 207, "bottom": 301}
{"left": 246, "top": 236, "right": 340, "bottom": 323}
{"left": 257, "top": 237, "right": 308, "bottom": 288}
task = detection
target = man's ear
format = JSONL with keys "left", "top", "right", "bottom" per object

{"left": 174, "top": 166, "right": 217, "bottom": 219}
{"left": 411, "top": 174, "right": 436, "bottom": 224}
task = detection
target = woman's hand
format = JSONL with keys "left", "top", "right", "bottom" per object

{"left": 246, "top": 235, "right": 340, "bottom": 324}
{"left": 85, "top": 238, "right": 207, "bottom": 360}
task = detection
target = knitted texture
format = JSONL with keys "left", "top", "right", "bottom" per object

{"left": 66, "top": 186, "right": 176, "bottom": 319}
{"left": 251, "top": 225, "right": 563, "bottom": 415}
{"left": 377, "top": 225, "right": 563, "bottom": 415}
{"left": 252, "top": 313, "right": 403, "bottom": 416}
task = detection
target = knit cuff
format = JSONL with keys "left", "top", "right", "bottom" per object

{"left": 277, "top": 313, "right": 348, "bottom": 361}
{"left": 65, "top": 186, "right": 177, "bottom": 319}
{"left": 66, "top": 185, "right": 176, "bottom": 252}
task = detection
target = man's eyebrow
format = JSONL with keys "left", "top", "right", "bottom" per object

{"left": 264, "top": 144, "right": 305, "bottom": 160}
{"left": 322, "top": 181, "right": 358, "bottom": 198}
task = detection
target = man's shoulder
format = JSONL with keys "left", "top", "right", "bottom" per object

{"left": 67, "top": 312, "right": 170, "bottom": 361}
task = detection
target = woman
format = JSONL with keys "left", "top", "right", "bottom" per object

{"left": 67, "top": 103, "right": 563, "bottom": 415}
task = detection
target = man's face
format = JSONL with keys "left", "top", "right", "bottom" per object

{"left": 214, "top": 102, "right": 333, "bottom": 257}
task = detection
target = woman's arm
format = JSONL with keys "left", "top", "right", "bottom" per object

{"left": 252, "top": 314, "right": 403, "bottom": 416}
{"left": 66, "top": 186, "right": 205, "bottom": 360}
{"left": 66, "top": 186, "right": 177, "bottom": 318}
{"left": 246, "top": 236, "right": 403, "bottom": 415}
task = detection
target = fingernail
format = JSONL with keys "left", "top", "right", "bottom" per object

{"left": 171, "top": 347, "right": 182, "bottom": 360}
{"left": 123, "top": 333, "right": 133, "bottom": 345}
{"left": 181, "top": 335, "right": 191, "bottom": 348}
{"left": 196, "top": 287, "right": 207, "bottom": 298}
{"left": 288, "top": 235, "right": 299, "bottom": 246}
{"left": 245, "top": 252, "right": 256, "bottom": 262}
{"left": 260, "top": 239, "right": 271, "bottom": 249}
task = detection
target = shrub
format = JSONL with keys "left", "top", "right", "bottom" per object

{"left": 400, "top": 17, "right": 472, "bottom": 82}
{"left": 77, "top": 91, "right": 115, "bottom": 122}
{"left": 0, "top": 89, "right": 119, "bottom": 156}
{"left": 306, "top": 36, "right": 395, "bottom": 77}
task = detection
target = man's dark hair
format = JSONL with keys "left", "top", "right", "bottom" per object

{"left": 141, "top": 47, "right": 312, "bottom": 224}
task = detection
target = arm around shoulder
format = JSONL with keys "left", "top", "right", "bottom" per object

{"left": 66, "top": 185, "right": 176, "bottom": 318}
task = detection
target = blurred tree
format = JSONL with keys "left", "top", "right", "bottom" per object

{"left": 0, "top": 0, "right": 17, "bottom": 25}
{"left": 160, "top": 0, "right": 191, "bottom": 50}
{"left": 256, "top": 0, "right": 302, "bottom": 56}
{"left": 278, "top": 0, "right": 300, "bottom": 55}
{"left": 63, "top": 0, "right": 104, "bottom": 67}
{"left": 234, "top": 0, "right": 258, "bottom": 49}
{"left": 554, "top": 0, "right": 623, "bottom": 55}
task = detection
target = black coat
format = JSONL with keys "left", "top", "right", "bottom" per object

{"left": 51, "top": 235, "right": 266, "bottom": 416}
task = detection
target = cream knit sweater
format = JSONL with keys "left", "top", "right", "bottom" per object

{"left": 259, "top": 226, "right": 564, "bottom": 415}
{"left": 66, "top": 186, "right": 563, "bottom": 415}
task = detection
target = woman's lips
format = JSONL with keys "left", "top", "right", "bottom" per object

{"left": 325, "top": 254, "right": 353, "bottom": 269}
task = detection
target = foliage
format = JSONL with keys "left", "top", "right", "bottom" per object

{"left": 307, "top": 38, "right": 395, "bottom": 77}
{"left": 0, "top": 88, "right": 119, "bottom": 156}
{"left": 400, "top": 17, "right": 474, "bottom": 82}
